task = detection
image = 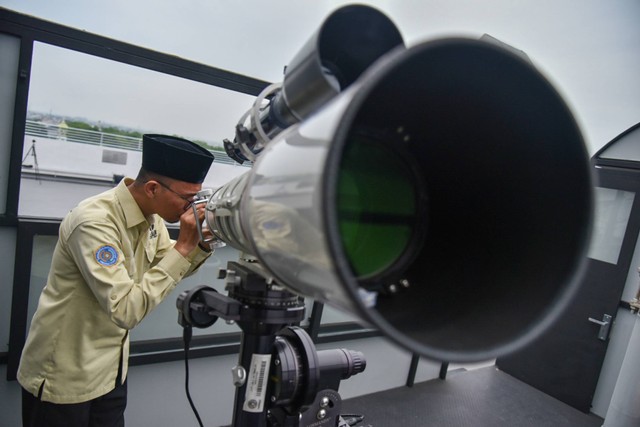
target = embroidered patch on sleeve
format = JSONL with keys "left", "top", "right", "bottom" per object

{"left": 95, "top": 245, "right": 119, "bottom": 266}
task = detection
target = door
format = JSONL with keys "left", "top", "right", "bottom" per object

{"left": 497, "top": 168, "right": 640, "bottom": 412}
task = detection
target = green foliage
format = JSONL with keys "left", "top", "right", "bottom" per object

{"left": 102, "top": 126, "right": 142, "bottom": 139}
{"left": 66, "top": 120, "right": 142, "bottom": 139}
{"left": 66, "top": 120, "right": 96, "bottom": 131}
{"left": 65, "top": 119, "right": 222, "bottom": 151}
{"left": 193, "top": 139, "right": 224, "bottom": 152}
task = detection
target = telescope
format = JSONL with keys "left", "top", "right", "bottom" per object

{"left": 177, "top": 4, "right": 593, "bottom": 426}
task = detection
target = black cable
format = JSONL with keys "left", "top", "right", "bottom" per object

{"left": 183, "top": 325, "right": 205, "bottom": 427}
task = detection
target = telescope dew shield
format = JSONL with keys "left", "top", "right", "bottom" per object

{"left": 206, "top": 38, "right": 592, "bottom": 362}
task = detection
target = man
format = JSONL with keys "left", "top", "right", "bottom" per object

{"left": 18, "top": 134, "right": 215, "bottom": 427}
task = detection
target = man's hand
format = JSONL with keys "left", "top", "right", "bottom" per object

{"left": 173, "top": 204, "right": 206, "bottom": 257}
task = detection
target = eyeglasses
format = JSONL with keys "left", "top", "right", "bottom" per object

{"left": 153, "top": 179, "right": 195, "bottom": 209}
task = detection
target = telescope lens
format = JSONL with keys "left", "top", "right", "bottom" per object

{"left": 336, "top": 133, "right": 420, "bottom": 281}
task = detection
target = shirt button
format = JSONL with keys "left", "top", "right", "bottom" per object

{"left": 111, "top": 294, "right": 118, "bottom": 300}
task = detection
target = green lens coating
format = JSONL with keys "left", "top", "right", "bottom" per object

{"left": 337, "top": 134, "right": 417, "bottom": 279}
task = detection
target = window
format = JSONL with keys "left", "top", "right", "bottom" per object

{"left": 26, "top": 235, "right": 245, "bottom": 342}
{"left": 587, "top": 187, "right": 635, "bottom": 264}
{"left": 20, "top": 42, "right": 254, "bottom": 218}
{"left": 597, "top": 127, "right": 640, "bottom": 162}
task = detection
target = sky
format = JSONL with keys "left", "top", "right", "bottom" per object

{"left": 1, "top": 0, "right": 639, "bottom": 154}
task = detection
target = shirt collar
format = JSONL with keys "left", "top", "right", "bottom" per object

{"left": 115, "top": 178, "right": 148, "bottom": 229}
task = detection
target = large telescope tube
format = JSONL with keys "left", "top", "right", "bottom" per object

{"left": 205, "top": 38, "right": 592, "bottom": 363}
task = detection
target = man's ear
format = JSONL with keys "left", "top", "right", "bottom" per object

{"left": 143, "top": 180, "right": 159, "bottom": 198}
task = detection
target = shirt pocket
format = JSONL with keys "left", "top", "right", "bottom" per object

{"left": 145, "top": 237, "right": 158, "bottom": 264}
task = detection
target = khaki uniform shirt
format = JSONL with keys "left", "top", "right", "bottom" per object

{"left": 18, "top": 178, "right": 211, "bottom": 404}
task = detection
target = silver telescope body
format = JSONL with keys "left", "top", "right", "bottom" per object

{"left": 204, "top": 17, "right": 592, "bottom": 362}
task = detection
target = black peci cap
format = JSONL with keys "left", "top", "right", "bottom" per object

{"left": 142, "top": 134, "right": 214, "bottom": 184}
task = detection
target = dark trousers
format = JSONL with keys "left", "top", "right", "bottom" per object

{"left": 22, "top": 380, "right": 127, "bottom": 427}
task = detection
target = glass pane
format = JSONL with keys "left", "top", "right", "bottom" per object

{"left": 0, "top": 34, "right": 20, "bottom": 215}
{"left": 320, "top": 304, "right": 361, "bottom": 326}
{"left": 131, "top": 244, "right": 243, "bottom": 340}
{"left": 598, "top": 128, "right": 640, "bottom": 162}
{"left": 20, "top": 42, "right": 253, "bottom": 219}
{"left": 0, "top": 227, "right": 17, "bottom": 352}
{"left": 587, "top": 187, "right": 635, "bottom": 264}
{"left": 26, "top": 235, "right": 57, "bottom": 331}
{"left": 27, "top": 235, "right": 245, "bottom": 343}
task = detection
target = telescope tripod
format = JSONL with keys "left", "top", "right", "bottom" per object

{"left": 22, "top": 139, "right": 42, "bottom": 182}
{"left": 177, "top": 260, "right": 367, "bottom": 427}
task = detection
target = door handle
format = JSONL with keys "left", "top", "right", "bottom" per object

{"left": 588, "top": 317, "right": 607, "bottom": 326}
{"left": 588, "top": 314, "right": 612, "bottom": 341}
